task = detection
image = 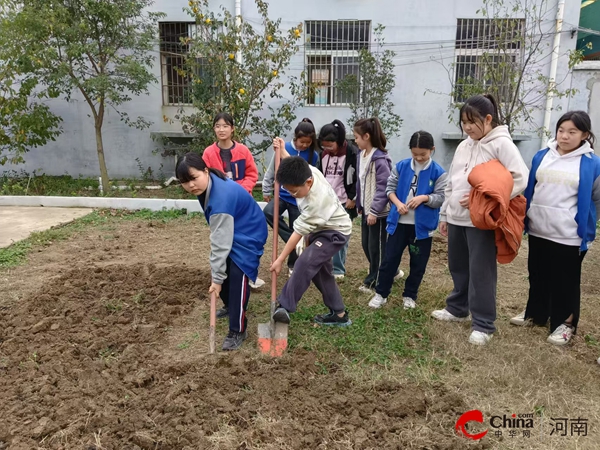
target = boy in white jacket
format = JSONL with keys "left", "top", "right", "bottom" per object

{"left": 432, "top": 94, "right": 529, "bottom": 345}
{"left": 270, "top": 140, "right": 353, "bottom": 327}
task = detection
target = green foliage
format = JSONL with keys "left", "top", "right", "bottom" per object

{"left": 336, "top": 25, "right": 403, "bottom": 138}
{"left": 434, "top": 0, "right": 584, "bottom": 134}
{"left": 0, "top": 0, "right": 165, "bottom": 191}
{"left": 177, "top": 0, "right": 305, "bottom": 158}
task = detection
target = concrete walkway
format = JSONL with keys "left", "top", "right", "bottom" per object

{"left": 0, "top": 206, "right": 92, "bottom": 248}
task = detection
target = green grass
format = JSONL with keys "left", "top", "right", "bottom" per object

{"left": 0, "top": 208, "right": 202, "bottom": 269}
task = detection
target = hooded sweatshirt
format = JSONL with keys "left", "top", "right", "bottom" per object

{"left": 440, "top": 125, "right": 529, "bottom": 227}
{"left": 526, "top": 140, "right": 599, "bottom": 247}
{"left": 293, "top": 166, "right": 353, "bottom": 237}
{"left": 356, "top": 148, "right": 392, "bottom": 218}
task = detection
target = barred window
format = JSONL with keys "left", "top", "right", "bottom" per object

{"left": 159, "top": 22, "right": 197, "bottom": 105}
{"left": 454, "top": 18, "right": 525, "bottom": 102}
{"left": 305, "top": 20, "right": 371, "bottom": 106}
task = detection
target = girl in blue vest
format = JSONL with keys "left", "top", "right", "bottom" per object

{"left": 368, "top": 131, "right": 447, "bottom": 310}
{"left": 261, "top": 118, "right": 319, "bottom": 277}
{"left": 176, "top": 152, "right": 268, "bottom": 351}
{"left": 510, "top": 111, "right": 600, "bottom": 346}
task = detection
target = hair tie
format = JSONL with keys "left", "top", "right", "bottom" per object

{"left": 333, "top": 122, "right": 338, "bottom": 127}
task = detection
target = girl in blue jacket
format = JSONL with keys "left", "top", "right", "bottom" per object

{"left": 511, "top": 111, "right": 600, "bottom": 346}
{"left": 368, "top": 131, "right": 447, "bottom": 310}
{"left": 176, "top": 152, "right": 268, "bottom": 351}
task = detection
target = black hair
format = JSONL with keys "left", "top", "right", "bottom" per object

{"left": 459, "top": 94, "right": 500, "bottom": 135}
{"left": 556, "top": 110, "right": 596, "bottom": 149}
{"left": 175, "top": 152, "right": 226, "bottom": 183}
{"left": 354, "top": 117, "right": 387, "bottom": 150}
{"left": 213, "top": 112, "right": 235, "bottom": 127}
{"left": 408, "top": 130, "right": 435, "bottom": 150}
{"left": 294, "top": 118, "right": 318, "bottom": 163}
{"left": 276, "top": 156, "right": 312, "bottom": 186}
{"left": 318, "top": 119, "right": 347, "bottom": 147}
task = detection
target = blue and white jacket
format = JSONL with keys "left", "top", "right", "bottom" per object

{"left": 386, "top": 158, "right": 447, "bottom": 239}
{"left": 201, "top": 173, "right": 268, "bottom": 283}
{"left": 524, "top": 141, "right": 600, "bottom": 251}
{"left": 262, "top": 141, "right": 319, "bottom": 205}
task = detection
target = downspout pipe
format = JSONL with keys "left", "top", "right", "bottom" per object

{"left": 542, "top": 0, "right": 566, "bottom": 135}
{"left": 235, "top": 0, "right": 242, "bottom": 63}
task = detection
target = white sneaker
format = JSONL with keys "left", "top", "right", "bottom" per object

{"left": 359, "top": 285, "right": 374, "bottom": 294}
{"left": 249, "top": 278, "right": 265, "bottom": 289}
{"left": 547, "top": 324, "right": 574, "bottom": 346}
{"left": 403, "top": 297, "right": 416, "bottom": 310}
{"left": 334, "top": 274, "right": 345, "bottom": 280}
{"left": 288, "top": 268, "right": 294, "bottom": 277}
{"left": 469, "top": 330, "right": 493, "bottom": 346}
{"left": 509, "top": 311, "right": 532, "bottom": 326}
{"left": 368, "top": 293, "right": 387, "bottom": 308}
{"left": 431, "top": 309, "right": 470, "bottom": 322}
{"left": 394, "top": 270, "right": 405, "bottom": 281}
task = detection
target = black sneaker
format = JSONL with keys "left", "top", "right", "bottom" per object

{"left": 222, "top": 330, "right": 248, "bottom": 351}
{"left": 314, "top": 310, "right": 352, "bottom": 327}
{"left": 216, "top": 307, "right": 229, "bottom": 319}
{"left": 272, "top": 306, "right": 290, "bottom": 324}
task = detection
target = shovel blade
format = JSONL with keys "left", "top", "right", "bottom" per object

{"left": 257, "top": 322, "right": 288, "bottom": 357}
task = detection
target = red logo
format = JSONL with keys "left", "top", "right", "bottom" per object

{"left": 455, "top": 410, "right": 489, "bottom": 440}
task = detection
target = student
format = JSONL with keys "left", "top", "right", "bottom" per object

{"left": 202, "top": 112, "right": 258, "bottom": 194}
{"left": 270, "top": 142, "right": 353, "bottom": 327}
{"left": 262, "top": 118, "right": 319, "bottom": 277}
{"left": 318, "top": 119, "right": 358, "bottom": 279}
{"left": 354, "top": 118, "right": 393, "bottom": 293}
{"left": 432, "top": 94, "right": 529, "bottom": 346}
{"left": 368, "top": 131, "right": 447, "bottom": 310}
{"left": 511, "top": 111, "right": 600, "bottom": 346}
{"left": 176, "top": 152, "right": 268, "bottom": 351}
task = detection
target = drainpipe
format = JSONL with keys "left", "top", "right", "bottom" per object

{"left": 542, "top": 0, "right": 566, "bottom": 135}
{"left": 235, "top": 0, "right": 242, "bottom": 63}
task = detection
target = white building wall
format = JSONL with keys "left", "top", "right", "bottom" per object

{"left": 2, "top": 0, "right": 582, "bottom": 179}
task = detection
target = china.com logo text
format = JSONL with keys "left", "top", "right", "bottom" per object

{"left": 456, "top": 410, "right": 535, "bottom": 440}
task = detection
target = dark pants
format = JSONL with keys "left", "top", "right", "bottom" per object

{"left": 445, "top": 224, "right": 497, "bottom": 333}
{"left": 376, "top": 224, "right": 432, "bottom": 300}
{"left": 278, "top": 230, "right": 348, "bottom": 314}
{"left": 361, "top": 215, "right": 388, "bottom": 288}
{"left": 264, "top": 198, "right": 301, "bottom": 269}
{"left": 220, "top": 259, "right": 250, "bottom": 333}
{"left": 525, "top": 235, "right": 586, "bottom": 333}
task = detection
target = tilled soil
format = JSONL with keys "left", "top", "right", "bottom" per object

{"left": 0, "top": 257, "right": 479, "bottom": 450}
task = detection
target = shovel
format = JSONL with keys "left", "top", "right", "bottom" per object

{"left": 257, "top": 141, "right": 289, "bottom": 357}
{"left": 208, "top": 291, "right": 217, "bottom": 354}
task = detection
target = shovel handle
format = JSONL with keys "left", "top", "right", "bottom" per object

{"left": 271, "top": 141, "right": 281, "bottom": 321}
{"left": 209, "top": 291, "right": 216, "bottom": 354}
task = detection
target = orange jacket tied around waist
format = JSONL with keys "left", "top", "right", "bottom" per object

{"left": 467, "top": 159, "right": 526, "bottom": 264}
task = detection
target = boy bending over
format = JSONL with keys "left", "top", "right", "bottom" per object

{"left": 270, "top": 140, "right": 353, "bottom": 326}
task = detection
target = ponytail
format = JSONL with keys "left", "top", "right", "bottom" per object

{"left": 354, "top": 117, "right": 387, "bottom": 150}
{"left": 318, "top": 119, "right": 347, "bottom": 148}
{"left": 460, "top": 94, "right": 500, "bottom": 134}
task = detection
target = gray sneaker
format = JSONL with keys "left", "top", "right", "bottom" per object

{"left": 216, "top": 307, "right": 229, "bottom": 319}
{"left": 222, "top": 330, "right": 248, "bottom": 351}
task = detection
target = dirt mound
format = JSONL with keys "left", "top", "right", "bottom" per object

{"left": 0, "top": 264, "right": 478, "bottom": 449}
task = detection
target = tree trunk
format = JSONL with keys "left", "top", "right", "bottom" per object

{"left": 95, "top": 120, "right": 110, "bottom": 193}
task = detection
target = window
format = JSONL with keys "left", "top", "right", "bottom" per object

{"left": 454, "top": 18, "right": 525, "bottom": 102}
{"left": 159, "top": 22, "right": 196, "bottom": 105}
{"left": 305, "top": 20, "right": 371, "bottom": 106}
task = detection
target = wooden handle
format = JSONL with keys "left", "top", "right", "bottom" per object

{"left": 209, "top": 291, "right": 216, "bottom": 354}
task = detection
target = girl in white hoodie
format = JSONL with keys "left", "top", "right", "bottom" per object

{"left": 432, "top": 94, "right": 529, "bottom": 346}
{"left": 511, "top": 111, "right": 600, "bottom": 346}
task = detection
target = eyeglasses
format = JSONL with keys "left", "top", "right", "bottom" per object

{"left": 287, "top": 177, "right": 312, "bottom": 197}
{"left": 214, "top": 124, "right": 232, "bottom": 130}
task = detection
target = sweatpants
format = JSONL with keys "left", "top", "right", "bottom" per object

{"left": 445, "top": 224, "right": 497, "bottom": 333}
{"left": 220, "top": 258, "right": 250, "bottom": 333}
{"left": 525, "top": 235, "right": 586, "bottom": 333}
{"left": 361, "top": 215, "right": 388, "bottom": 288}
{"left": 278, "top": 230, "right": 348, "bottom": 313}
{"left": 376, "top": 223, "right": 432, "bottom": 300}
{"left": 264, "top": 198, "right": 301, "bottom": 269}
